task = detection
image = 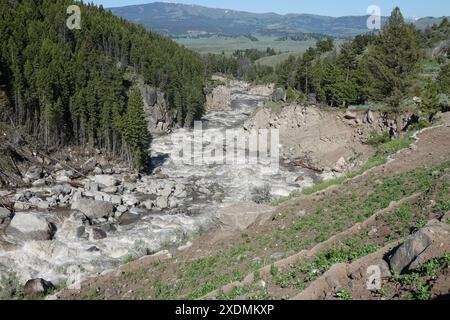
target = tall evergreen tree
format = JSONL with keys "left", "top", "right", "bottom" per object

{"left": 364, "top": 7, "right": 423, "bottom": 106}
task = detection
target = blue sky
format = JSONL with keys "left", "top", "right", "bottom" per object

{"left": 90, "top": 0, "right": 450, "bottom": 17}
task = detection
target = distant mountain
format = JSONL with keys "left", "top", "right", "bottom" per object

{"left": 414, "top": 16, "right": 450, "bottom": 30}
{"left": 109, "top": 2, "right": 387, "bottom": 38}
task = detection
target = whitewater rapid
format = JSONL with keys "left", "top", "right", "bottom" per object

{"left": 0, "top": 82, "right": 315, "bottom": 287}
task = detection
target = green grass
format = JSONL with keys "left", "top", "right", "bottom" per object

{"left": 0, "top": 272, "right": 24, "bottom": 300}
{"left": 336, "top": 289, "right": 353, "bottom": 300}
{"left": 392, "top": 253, "right": 450, "bottom": 300}
{"left": 265, "top": 101, "right": 284, "bottom": 114}
{"left": 174, "top": 36, "right": 317, "bottom": 56}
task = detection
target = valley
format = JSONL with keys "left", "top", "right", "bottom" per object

{"left": 0, "top": 0, "right": 449, "bottom": 303}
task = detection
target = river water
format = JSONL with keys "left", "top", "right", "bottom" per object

{"left": 0, "top": 82, "right": 315, "bottom": 287}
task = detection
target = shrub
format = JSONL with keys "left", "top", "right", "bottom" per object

{"left": 251, "top": 184, "right": 272, "bottom": 204}
{"left": 0, "top": 272, "right": 24, "bottom": 300}
{"left": 367, "top": 130, "right": 391, "bottom": 147}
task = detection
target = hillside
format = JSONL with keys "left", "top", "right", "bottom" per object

{"left": 0, "top": 0, "right": 206, "bottom": 170}
{"left": 109, "top": 2, "right": 385, "bottom": 38}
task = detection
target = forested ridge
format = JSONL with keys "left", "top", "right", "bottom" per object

{"left": 0, "top": 0, "right": 206, "bottom": 169}
{"left": 276, "top": 9, "right": 450, "bottom": 110}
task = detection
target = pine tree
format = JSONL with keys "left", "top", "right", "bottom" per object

{"left": 420, "top": 79, "right": 441, "bottom": 122}
{"left": 436, "top": 64, "right": 450, "bottom": 94}
{"left": 123, "top": 88, "right": 149, "bottom": 170}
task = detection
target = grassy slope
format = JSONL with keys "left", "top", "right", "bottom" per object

{"left": 174, "top": 36, "right": 317, "bottom": 56}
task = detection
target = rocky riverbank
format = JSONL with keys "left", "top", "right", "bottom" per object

{"left": 0, "top": 80, "right": 311, "bottom": 297}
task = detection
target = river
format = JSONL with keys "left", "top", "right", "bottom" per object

{"left": 0, "top": 82, "right": 315, "bottom": 287}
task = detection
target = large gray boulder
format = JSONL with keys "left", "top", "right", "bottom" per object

{"left": 389, "top": 220, "right": 450, "bottom": 274}
{"left": 5, "top": 213, "right": 55, "bottom": 241}
{"left": 71, "top": 199, "right": 114, "bottom": 219}
{"left": 94, "top": 175, "right": 119, "bottom": 187}
{"left": 54, "top": 213, "right": 86, "bottom": 241}
{"left": 0, "top": 207, "right": 11, "bottom": 221}
{"left": 217, "top": 202, "right": 275, "bottom": 231}
{"left": 272, "top": 88, "right": 286, "bottom": 102}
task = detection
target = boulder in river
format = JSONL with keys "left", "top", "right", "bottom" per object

{"left": 94, "top": 175, "right": 119, "bottom": 187}
{"left": 0, "top": 207, "right": 11, "bottom": 221}
{"left": 55, "top": 213, "right": 86, "bottom": 240}
{"left": 217, "top": 202, "right": 275, "bottom": 231}
{"left": 5, "top": 212, "right": 55, "bottom": 241}
{"left": 71, "top": 199, "right": 114, "bottom": 220}
{"left": 89, "top": 227, "right": 107, "bottom": 240}
{"left": 156, "top": 196, "right": 168, "bottom": 209}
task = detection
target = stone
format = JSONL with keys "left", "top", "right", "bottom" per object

{"left": 0, "top": 207, "right": 11, "bottom": 221}
{"left": 55, "top": 170, "right": 73, "bottom": 183}
{"left": 102, "top": 186, "right": 118, "bottom": 194}
{"left": 173, "top": 184, "right": 186, "bottom": 197}
{"left": 123, "top": 194, "right": 139, "bottom": 207}
{"left": 116, "top": 205, "right": 128, "bottom": 213}
{"left": 6, "top": 213, "right": 54, "bottom": 241}
{"left": 71, "top": 190, "right": 83, "bottom": 202}
{"left": 24, "top": 278, "right": 55, "bottom": 297}
{"left": 333, "top": 157, "right": 348, "bottom": 173}
{"left": 169, "top": 198, "right": 179, "bottom": 208}
{"left": 366, "top": 110, "right": 375, "bottom": 124}
{"left": 109, "top": 195, "right": 122, "bottom": 206}
{"left": 25, "top": 166, "right": 43, "bottom": 180}
{"left": 174, "top": 191, "right": 187, "bottom": 199}
{"left": 199, "top": 187, "right": 211, "bottom": 195}
{"left": 14, "top": 202, "right": 30, "bottom": 211}
{"left": 93, "top": 167, "right": 103, "bottom": 175}
{"left": 71, "top": 199, "right": 114, "bottom": 219}
{"left": 156, "top": 196, "right": 168, "bottom": 209}
{"left": 272, "top": 88, "right": 286, "bottom": 102}
{"left": 32, "top": 179, "right": 46, "bottom": 187}
{"left": 89, "top": 228, "right": 107, "bottom": 240}
{"left": 55, "top": 214, "right": 86, "bottom": 240}
{"left": 217, "top": 202, "right": 275, "bottom": 231}
{"left": 85, "top": 182, "right": 100, "bottom": 192}
{"left": 344, "top": 111, "right": 357, "bottom": 120}
{"left": 94, "top": 175, "right": 119, "bottom": 187}
{"left": 159, "top": 186, "right": 173, "bottom": 198}
{"left": 389, "top": 220, "right": 450, "bottom": 273}
{"left": 37, "top": 201, "right": 50, "bottom": 210}
{"left": 129, "top": 207, "right": 146, "bottom": 215}
{"left": 142, "top": 200, "right": 154, "bottom": 210}
{"left": 118, "top": 212, "right": 140, "bottom": 225}
{"left": 123, "top": 174, "right": 140, "bottom": 183}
